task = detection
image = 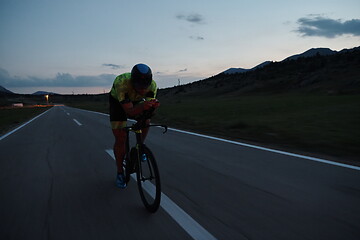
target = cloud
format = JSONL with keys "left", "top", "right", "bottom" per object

{"left": 176, "top": 13, "right": 205, "bottom": 24}
{"left": 190, "top": 36, "right": 204, "bottom": 40}
{"left": 296, "top": 16, "right": 360, "bottom": 38}
{"left": 178, "top": 68, "right": 188, "bottom": 72}
{"left": 0, "top": 67, "right": 11, "bottom": 79}
{"left": 102, "top": 63, "right": 124, "bottom": 69}
{"left": 0, "top": 67, "right": 116, "bottom": 88}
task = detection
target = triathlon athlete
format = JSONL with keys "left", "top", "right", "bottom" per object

{"left": 109, "top": 63, "right": 160, "bottom": 188}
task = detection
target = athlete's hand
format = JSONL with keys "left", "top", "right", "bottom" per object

{"left": 143, "top": 101, "right": 153, "bottom": 110}
{"left": 142, "top": 99, "right": 160, "bottom": 110}
{"left": 149, "top": 99, "right": 160, "bottom": 109}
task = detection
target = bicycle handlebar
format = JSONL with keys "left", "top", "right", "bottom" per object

{"left": 124, "top": 122, "right": 168, "bottom": 134}
{"left": 124, "top": 108, "right": 168, "bottom": 134}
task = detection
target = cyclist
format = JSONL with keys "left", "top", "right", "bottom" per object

{"left": 109, "top": 63, "right": 160, "bottom": 188}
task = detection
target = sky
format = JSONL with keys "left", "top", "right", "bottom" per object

{"left": 0, "top": 0, "right": 359, "bottom": 94}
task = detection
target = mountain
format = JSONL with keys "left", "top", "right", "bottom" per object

{"left": 223, "top": 61, "right": 271, "bottom": 74}
{"left": 339, "top": 46, "right": 360, "bottom": 53}
{"left": 32, "top": 91, "right": 59, "bottom": 95}
{"left": 222, "top": 67, "right": 248, "bottom": 74}
{"left": 282, "top": 48, "right": 336, "bottom": 61}
{"left": 159, "top": 46, "right": 360, "bottom": 96}
{"left": 222, "top": 48, "right": 338, "bottom": 75}
{"left": 0, "top": 85, "right": 14, "bottom": 94}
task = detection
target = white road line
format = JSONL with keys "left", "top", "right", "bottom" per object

{"left": 75, "top": 108, "right": 360, "bottom": 171}
{"left": 73, "top": 119, "right": 82, "bottom": 126}
{"left": 105, "top": 149, "right": 217, "bottom": 240}
{"left": 167, "top": 128, "right": 360, "bottom": 171}
{"left": 66, "top": 113, "right": 70, "bottom": 116}
{"left": 0, "top": 108, "right": 53, "bottom": 141}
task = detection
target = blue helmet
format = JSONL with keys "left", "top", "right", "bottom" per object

{"left": 131, "top": 63, "right": 152, "bottom": 89}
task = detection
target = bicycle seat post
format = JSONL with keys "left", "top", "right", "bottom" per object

{"left": 135, "top": 129, "right": 143, "bottom": 144}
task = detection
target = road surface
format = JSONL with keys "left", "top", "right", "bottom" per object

{"left": 1, "top": 106, "right": 359, "bottom": 240}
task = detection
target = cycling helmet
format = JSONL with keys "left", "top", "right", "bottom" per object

{"left": 131, "top": 63, "right": 152, "bottom": 89}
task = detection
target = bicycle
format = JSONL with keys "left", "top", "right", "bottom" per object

{"left": 122, "top": 111, "right": 167, "bottom": 213}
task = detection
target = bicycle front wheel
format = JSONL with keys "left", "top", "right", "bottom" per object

{"left": 136, "top": 145, "right": 161, "bottom": 213}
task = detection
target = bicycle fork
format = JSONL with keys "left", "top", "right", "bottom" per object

{"left": 134, "top": 130, "right": 155, "bottom": 182}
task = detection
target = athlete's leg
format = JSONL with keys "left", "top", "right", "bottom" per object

{"left": 111, "top": 121, "right": 127, "bottom": 173}
{"left": 109, "top": 93, "right": 129, "bottom": 174}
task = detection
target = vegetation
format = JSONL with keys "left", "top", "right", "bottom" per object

{"left": 153, "top": 94, "right": 360, "bottom": 162}
{"left": 52, "top": 94, "right": 109, "bottom": 113}
{"left": 0, "top": 106, "right": 52, "bottom": 135}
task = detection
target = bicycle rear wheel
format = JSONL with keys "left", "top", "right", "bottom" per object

{"left": 136, "top": 145, "right": 161, "bottom": 213}
{"left": 123, "top": 148, "right": 137, "bottom": 184}
{"left": 123, "top": 157, "right": 131, "bottom": 184}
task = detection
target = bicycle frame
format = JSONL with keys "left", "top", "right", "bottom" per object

{"left": 122, "top": 120, "right": 167, "bottom": 212}
{"left": 124, "top": 122, "right": 167, "bottom": 171}
{"left": 124, "top": 126, "right": 143, "bottom": 180}
{"left": 124, "top": 120, "right": 167, "bottom": 147}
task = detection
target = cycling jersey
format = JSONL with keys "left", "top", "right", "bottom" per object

{"left": 110, "top": 73, "right": 157, "bottom": 104}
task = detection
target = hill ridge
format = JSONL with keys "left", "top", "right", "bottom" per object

{"left": 159, "top": 46, "right": 360, "bottom": 96}
{"left": 222, "top": 47, "right": 343, "bottom": 75}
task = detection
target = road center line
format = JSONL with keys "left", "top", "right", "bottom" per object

{"left": 73, "top": 119, "right": 82, "bottom": 126}
{"left": 105, "top": 149, "right": 218, "bottom": 240}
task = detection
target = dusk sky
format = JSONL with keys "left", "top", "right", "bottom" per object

{"left": 1, "top": 0, "right": 359, "bottom": 94}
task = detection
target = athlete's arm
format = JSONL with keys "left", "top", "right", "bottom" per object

{"left": 121, "top": 100, "right": 159, "bottom": 118}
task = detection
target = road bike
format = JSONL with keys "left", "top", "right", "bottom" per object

{"left": 122, "top": 113, "right": 167, "bottom": 213}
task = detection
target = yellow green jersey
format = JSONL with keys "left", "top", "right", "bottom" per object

{"left": 110, "top": 73, "right": 157, "bottom": 104}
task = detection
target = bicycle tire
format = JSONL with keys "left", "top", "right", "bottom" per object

{"left": 123, "top": 148, "right": 138, "bottom": 184}
{"left": 136, "top": 145, "right": 161, "bottom": 213}
{"left": 123, "top": 157, "right": 131, "bottom": 184}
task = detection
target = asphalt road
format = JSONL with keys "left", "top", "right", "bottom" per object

{"left": 1, "top": 106, "right": 359, "bottom": 240}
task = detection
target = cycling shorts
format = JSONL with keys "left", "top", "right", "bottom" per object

{"left": 109, "top": 94, "right": 127, "bottom": 122}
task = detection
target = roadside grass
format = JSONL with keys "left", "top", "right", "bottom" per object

{"left": 66, "top": 101, "right": 109, "bottom": 114}
{"left": 0, "top": 106, "right": 52, "bottom": 135}
{"left": 153, "top": 94, "right": 360, "bottom": 161}
{"left": 2, "top": 94, "right": 358, "bottom": 162}
{"left": 60, "top": 93, "right": 360, "bottom": 162}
